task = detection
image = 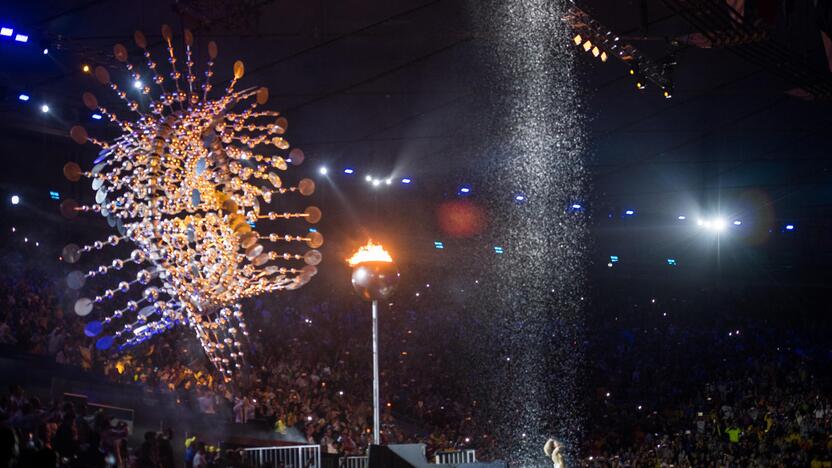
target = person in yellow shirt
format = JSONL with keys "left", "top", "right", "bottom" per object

{"left": 725, "top": 425, "right": 741, "bottom": 443}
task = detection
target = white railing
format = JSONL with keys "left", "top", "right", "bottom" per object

{"left": 242, "top": 444, "right": 321, "bottom": 468}
{"left": 340, "top": 455, "right": 369, "bottom": 468}
{"left": 434, "top": 449, "right": 477, "bottom": 465}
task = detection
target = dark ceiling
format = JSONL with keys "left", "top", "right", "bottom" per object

{"left": 1, "top": 0, "right": 831, "bottom": 287}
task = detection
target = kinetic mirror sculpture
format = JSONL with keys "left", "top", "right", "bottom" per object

{"left": 60, "top": 25, "right": 324, "bottom": 380}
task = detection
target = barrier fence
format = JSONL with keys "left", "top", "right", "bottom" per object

{"left": 340, "top": 455, "right": 369, "bottom": 468}
{"left": 434, "top": 449, "right": 477, "bottom": 465}
{"left": 242, "top": 444, "right": 321, "bottom": 468}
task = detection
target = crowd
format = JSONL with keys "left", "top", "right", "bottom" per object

{"left": 2, "top": 264, "right": 832, "bottom": 467}
{"left": 579, "top": 289, "right": 832, "bottom": 467}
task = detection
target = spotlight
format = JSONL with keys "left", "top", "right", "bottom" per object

{"left": 784, "top": 224, "right": 795, "bottom": 231}
{"left": 82, "top": 64, "right": 91, "bottom": 73}
{"left": 385, "top": 178, "right": 392, "bottom": 185}
{"left": 677, "top": 215, "right": 686, "bottom": 220}
{"left": 401, "top": 178, "right": 412, "bottom": 184}
{"left": 591, "top": 46, "right": 600, "bottom": 57}
{"left": 433, "top": 241, "right": 444, "bottom": 250}
{"left": 365, "top": 175, "right": 372, "bottom": 182}
{"left": 733, "top": 220, "right": 742, "bottom": 226}
{"left": 713, "top": 218, "right": 727, "bottom": 232}
{"left": 514, "top": 193, "right": 526, "bottom": 202}
{"left": 493, "top": 246, "right": 504, "bottom": 254}
{"left": 10, "top": 195, "right": 20, "bottom": 205}
{"left": 318, "top": 166, "right": 328, "bottom": 175}
{"left": 573, "top": 34, "right": 582, "bottom": 45}
{"left": 624, "top": 209, "right": 635, "bottom": 216}
{"left": 49, "top": 191, "right": 60, "bottom": 200}
{"left": 42, "top": 48, "right": 48, "bottom": 55}
{"left": 0, "top": 28, "right": 12, "bottom": 37}
{"left": 91, "top": 113, "right": 102, "bottom": 120}
{"left": 372, "top": 179, "right": 381, "bottom": 187}
{"left": 343, "top": 168, "right": 354, "bottom": 174}
{"left": 582, "top": 40, "right": 592, "bottom": 52}
{"left": 458, "top": 184, "right": 471, "bottom": 195}
{"left": 14, "top": 34, "right": 28, "bottom": 43}
{"left": 18, "top": 94, "right": 29, "bottom": 102}
{"left": 133, "top": 80, "right": 143, "bottom": 89}
{"left": 610, "top": 255, "right": 619, "bottom": 263}
{"left": 40, "top": 104, "right": 50, "bottom": 113}
{"left": 600, "top": 51, "right": 608, "bottom": 62}
{"left": 572, "top": 203, "right": 582, "bottom": 210}
{"left": 667, "top": 258, "right": 677, "bottom": 266}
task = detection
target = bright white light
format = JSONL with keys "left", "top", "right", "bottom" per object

{"left": 372, "top": 179, "right": 380, "bottom": 187}
{"left": 624, "top": 209, "right": 635, "bottom": 215}
{"left": 677, "top": 215, "right": 686, "bottom": 220}
{"left": 785, "top": 224, "right": 795, "bottom": 231}
{"left": 733, "top": 220, "right": 742, "bottom": 226}
{"left": 365, "top": 175, "right": 372, "bottom": 182}
{"left": 697, "top": 219, "right": 704, "bottom": 226}
{"left": 318, "top": 167, "right": 328, "bottom": 175}
{"left": 10, "top": 195, "right": 20, "bottom": 205}
{"left": 18, "top": 94, "right": 29, "bottom": 102}
{"left": 133, "top": 80, "right": 143, "bottom": 89}
{"left": 40, "top": 104, "right": 49, "bottom": 113}
{"left": 385, "top": 178, "right": 392, "bottom": 185}
{"left": 0, "top": 28, "right": 12, "bottom": 37}
{"left": 572, "top": 203, "right": 582, "bottom": 209}
{"left": 343, "top": 168, "right": 354, "bottom": 174}
{"left": 14, "top": 34, "right": 28, "bottom": 43}
{"left": 42, "top": 48, "right": 48, "bottom": 55}
{"left": 713, "top": 218, "right": 727, "bottom": 232}
{"left": 515, "top": 194, "right": 525, "bottom": 201}
{"left": 401, "top": 178, "right": 411, "bottom": 184}
{"left": 91, "top": 113, "right": 102, "bottom": 120}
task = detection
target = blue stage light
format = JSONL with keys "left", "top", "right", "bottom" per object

{"left": 49, "top": 191, "right": 60, "bottom": 200}
{"left": 493, "top": 246, "right": 504, "bottom": 254}
{"left": 624, "top": 209, "right": 635, "bottom": 216}
{"left": 677, "top": 215, "right": 686, "bottom": 220}
{"left": 667, "top": 258, "right": 677, "bottom": 266}
{"left": 0, "top": 28, "right": 12, "bottom": 37}
{"left": 572, "top": 203, "right": 582, "bottom": 210}
{"left": 610, "top": 255, "right": 619, "bottom": 263}
{"left": 40, "top": 104, "right": 49, "bottom": 113}
{"left": 458, "top": 184, "right": 471, "bottom": 195}
{"left": 401, "top": 178, "right": 412, "bottom": 184}
{"left": 14, "top": 34, "right": 28, "bottom": 43}
{"left": 10, "top": 195, "right": 20, "bottom": 205}
{"left": 343, "top": 168, "right": 354, "bottom": 174}
{"left": 309, "top": 228, "right": 317, "bottom": 233}
{"left": 434, "top": 241, "right": 444, "bottom": 249}
{"left": 18, "top": 94, "right": 29, "bottom": 102}
{"left": 91, "top": 113, "right": 102, "bottom": 120}
{"left": 785, "top": 224, "right": 795, "bottom": 231}
{"left": 42, "top": 48, "right": 48, "bottom": 54}
{"left": 515, "top": 193, "right": 526, "bottom": 202}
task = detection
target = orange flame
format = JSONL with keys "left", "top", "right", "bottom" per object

{"left": 347, "top": 240, "right": 393, "bottom": 266}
